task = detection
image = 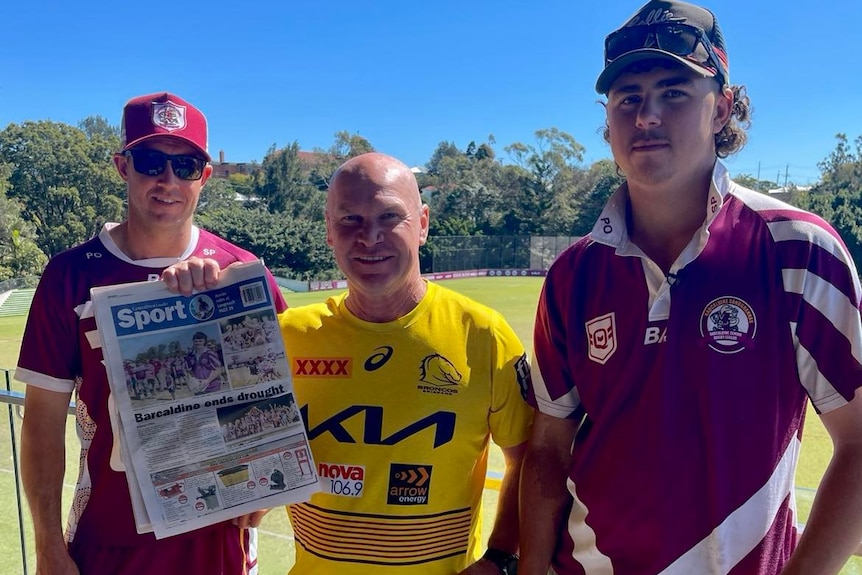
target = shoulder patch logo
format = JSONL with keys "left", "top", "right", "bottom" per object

{"left": 586, "top": 312, "right": 617, "bottom": 364}
{"left": 514, "top": 353, "right": 531, "bottom": 400}
{"left": 700, "top": 297, "right": 756, "bottom": 354}
{"left": 152, "top": 101, "right": 186, "bottom": 131}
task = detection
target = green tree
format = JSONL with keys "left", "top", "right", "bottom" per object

{"left": 227, "top": 172, "right": 256, "bottom": 200}
{"left": 330, "top": 130, "right": 374, "bottom": 159}
{"left": 569, "top": 159, "right": 624, "bottom": 236}
{"left": 0, "top": 165, "right": 48, "bottom": 279}
{"left": 197, "top": 177, "right": 242, "bottom": 214}
{"left": 0, "top": 120, "right": 124, "bottom": 256}
{"left": 426, "top": 141, "right": 463, "bottom": 176}
{"left": 423, "top": 139, "right": 509, "bottom": 236}
{"left": 309, "top": 131, "right": 376, "bottom": 190}
{"left": 503, "top": 128, "right": 586, "bottom": 235}
{"left": 792, "top": 133, "right": 862, "bottom": 265}
{"left": 254, "top": 142, "right": 325, "bottom": 219}
{"left": 198, "top": 206, "right": 336, "bottom": 280}
{"left": 78, "top": 115, "right": 121, "bottom": 140}
{"left": 475, "top": 141, "right": 496, "bottom": 161}
{"left": 732, "top": 174, "right": 779, "bottom": 193}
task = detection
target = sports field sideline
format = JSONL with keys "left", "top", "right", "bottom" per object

{"left": 0, "top": 276, "right": 859, "bottom": 574}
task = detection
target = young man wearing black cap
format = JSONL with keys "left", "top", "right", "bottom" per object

{"left": 17, "top": 92, "right": 287, "bottom": 575}
{"left": 520, "top": 1, "right": 862, "bottom": 574}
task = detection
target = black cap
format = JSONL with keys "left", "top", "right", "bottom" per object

{"left": 596, "top": 0, "right": 730, "bottom": 94}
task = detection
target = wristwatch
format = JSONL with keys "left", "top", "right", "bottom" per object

{"left": 482, "top": 547, "right": 519, "bottom": 575}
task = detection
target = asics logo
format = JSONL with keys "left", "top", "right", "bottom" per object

{"left": 364, "top": 346, "right": 393, "bottom": 371}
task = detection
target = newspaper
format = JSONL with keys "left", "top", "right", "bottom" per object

{"left": 92, "top": 260, "right": 319, "bottom": 539}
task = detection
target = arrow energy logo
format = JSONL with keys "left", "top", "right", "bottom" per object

{"left": 387, "top": 463, "right": 432, "bottom": 505}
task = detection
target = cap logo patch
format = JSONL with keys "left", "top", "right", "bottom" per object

{"left": 152, "top": 101, "right": 186, "bottom": 132}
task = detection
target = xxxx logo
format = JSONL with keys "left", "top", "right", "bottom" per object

{"left": 293, "top": 357, "right": 352, "bottom": 377}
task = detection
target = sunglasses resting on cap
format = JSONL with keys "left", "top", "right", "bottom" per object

{"left": 604, "top": 22, "right": 724, "bottom": 83}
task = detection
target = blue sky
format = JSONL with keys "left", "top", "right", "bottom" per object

{"left": 1, "top": 0, "right": 858, "bottom": 186}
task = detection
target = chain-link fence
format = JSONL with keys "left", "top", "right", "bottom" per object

{"left": 421, "top": 236, "right": 579, "bottom": 273}
{"left": 0, "top": 276, "right": 39, "bottom": 293}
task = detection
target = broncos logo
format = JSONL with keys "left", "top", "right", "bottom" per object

{"left": 419, "top": 354, "right": 462, "bottom": 387}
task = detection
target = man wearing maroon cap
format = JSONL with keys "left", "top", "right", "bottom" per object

{"left": 17, "top": 92, "right": 287, "bottom": 574}
{"left": 520, "top": 1, "right": 862, "bottom": 574}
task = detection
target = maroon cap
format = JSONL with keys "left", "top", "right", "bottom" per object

{"left": 120, "top": 92, "right": 210, "bottom": 161}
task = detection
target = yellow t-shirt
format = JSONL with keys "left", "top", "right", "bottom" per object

{"left": 280, "top": 282, "right": 532, "bottom": 574}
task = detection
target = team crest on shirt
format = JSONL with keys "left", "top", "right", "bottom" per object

{"left": 417, "top": 354, "right": 462, "bottom": 395}
{"left": 152, "top": 101, "right": 186, "bottom": 131}
{"left": 700, "top": 297, "right": 757, "bottom": 354}
{"left": 586, "top": 312, "right": 617, "bottom": 364}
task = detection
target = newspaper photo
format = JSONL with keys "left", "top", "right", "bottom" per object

{"left": 92, "top": 260, "right": 319, "bottom": 539}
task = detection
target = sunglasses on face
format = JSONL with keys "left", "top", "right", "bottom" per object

{"left": 124, "top": 149, "right": 206, "bottom": 181}
{"left": 605, "top": 23, "right": 724, "bottom": 84}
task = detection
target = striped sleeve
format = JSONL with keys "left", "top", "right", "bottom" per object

{"left": 529, "top": 255, "right": 583, "bottom": 419}
{"left": 744, "top": 191, "right": 862, "bottom": 412}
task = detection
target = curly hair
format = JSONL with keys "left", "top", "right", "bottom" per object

{"left": 715, "top": 85, "right": 751, "bottom": 158}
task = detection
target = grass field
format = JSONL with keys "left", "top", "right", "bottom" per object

{"left": 1, "top": 276, "right": 860, "bottom": 574}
